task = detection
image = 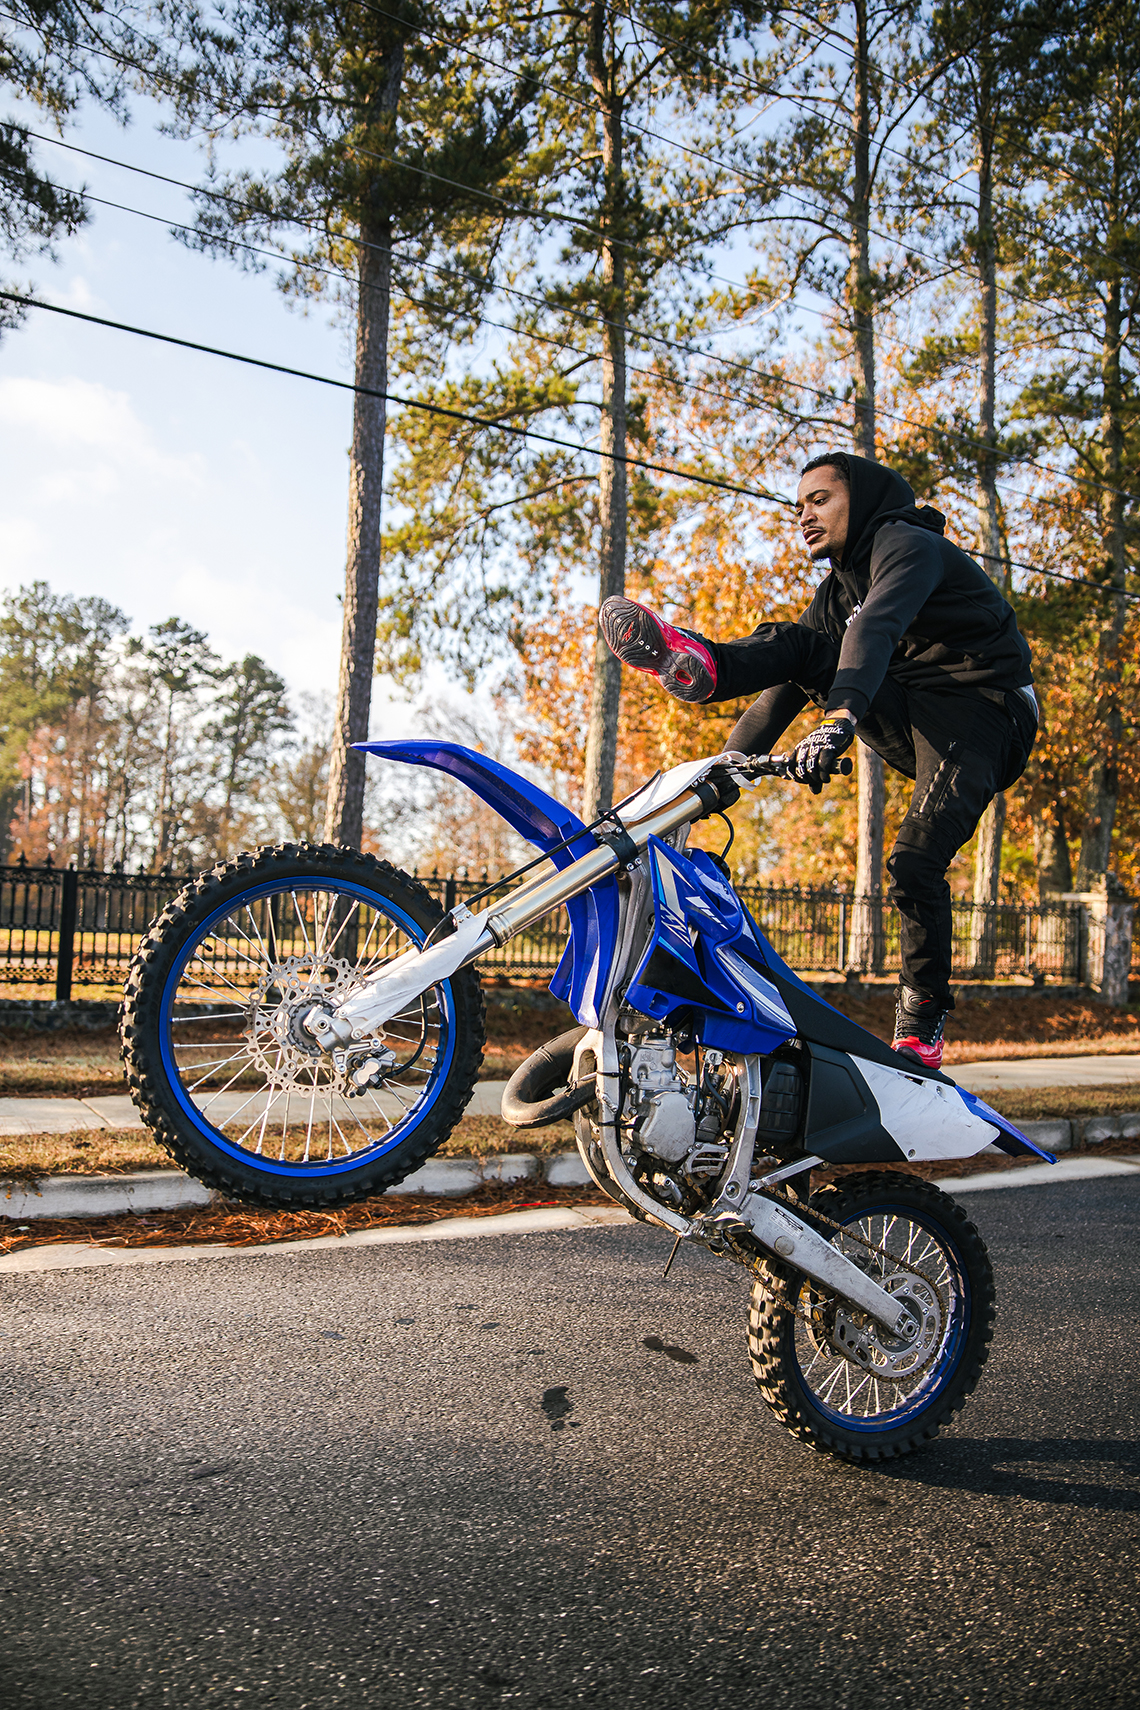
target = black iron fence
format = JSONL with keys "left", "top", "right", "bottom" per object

{"left": 0, "top": 858, "right": 1130, "bottom": 998}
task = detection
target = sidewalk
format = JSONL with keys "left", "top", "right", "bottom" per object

{"left": 4, "top": 1059, "right": 1139, "bottom": 1224}
{"left": 0, "top": 1080, "right": 510, "bottom": 1136}
{"left": 951, "top": 1054, "right": 1140, "bottom": 1092}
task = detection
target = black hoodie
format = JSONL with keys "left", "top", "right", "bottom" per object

{"left": 797, "top": 454, "right": 1033, "bottom": 720}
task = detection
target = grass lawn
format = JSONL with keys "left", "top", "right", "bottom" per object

{"left": 0, "top": 1113, "right": 580, "bottom": 1181}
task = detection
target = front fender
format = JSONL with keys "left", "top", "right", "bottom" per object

{"left": 357, "top": 741, "right": 621, "bottom": 1028}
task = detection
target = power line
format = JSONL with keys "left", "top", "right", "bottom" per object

{"left": 0, "top": 5, "right": 1052, "bottom": 333}
{"left": 353, "top": 0, "right": 1109, "bottom": 321}
{"left": 26, "top": 125, "right": 1140, "bottom": 506}
{"left": 42, "top": 178, "right": 859, "bottom": 465}
{"left": 6, "top": 288, "right": 1137, "bottom": 605}
{"left": 7, "top": 0, "right": 1129, "bottom": 323}
{"left": 0, "top": 289, "right": 792, "bottom": 507}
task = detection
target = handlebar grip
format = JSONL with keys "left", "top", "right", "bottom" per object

{"left": 838, "top": 757, "right": 853, "bottom": 775}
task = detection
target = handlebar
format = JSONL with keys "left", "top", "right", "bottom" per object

{"left": 734, "top": 753, "right": 854, "bottom": 782}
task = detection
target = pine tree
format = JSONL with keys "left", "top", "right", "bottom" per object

{"left": 1011, "top": 0, "right": 1140, "bottom": 889}
{"left": 374, "top": 2, "right": 767, "bottom": 813}
{"left": 739, "top": 0, "right": 947, "bottom": 971}
{"left": 157, "top": 0, "right": 535, "bottom": 847}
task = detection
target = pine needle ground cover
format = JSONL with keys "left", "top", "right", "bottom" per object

{"left": 0, "top": 1179, "right": 614, "bottom": 1258}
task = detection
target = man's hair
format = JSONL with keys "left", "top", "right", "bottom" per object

{"left": 800, "top": 452, "right": 850, "bottom": 486}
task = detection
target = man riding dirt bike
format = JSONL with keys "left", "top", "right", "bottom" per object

{"left": 120, "top": 501, "right": 1054, "bottom": 1460}
{"left": 600, "top": 451, "right": 1038, "bottom": 1072}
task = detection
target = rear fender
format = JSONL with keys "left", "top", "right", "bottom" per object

{"left": 955, "top": 1087, "right": 1057, "bottom": 1162}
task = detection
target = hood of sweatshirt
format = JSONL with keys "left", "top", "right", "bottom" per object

{"left": 831, "top": 453, "right": 946, "bottom": 578}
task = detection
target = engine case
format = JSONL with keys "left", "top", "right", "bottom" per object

{"left": 626, "top": 1037, "right": 697, "bottom": 1163}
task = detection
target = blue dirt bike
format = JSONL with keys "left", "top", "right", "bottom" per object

{"left": 121, "top": 743, "right": 1052, "bottom": 1461}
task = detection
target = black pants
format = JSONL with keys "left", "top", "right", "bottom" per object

{"left": 708, "top": 624, "right": 1038, "bottom": 1008}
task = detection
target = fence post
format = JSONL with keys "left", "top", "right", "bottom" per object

{"left": 444, "top": 876, "right": 456, "bottom": 913}
{"left": 55, "top": 867, "right": 78, "bottom": 1003}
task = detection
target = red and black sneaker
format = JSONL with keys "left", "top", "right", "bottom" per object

{"left": 599, "top": 596, "right": 717, "bottom": 704}
{"left": 891, "top": 987, "right": 949, "bottom": 1073}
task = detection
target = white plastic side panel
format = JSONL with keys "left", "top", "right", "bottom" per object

{"left": 852, "top": 1056, "right": 1000, "bottom": 1161}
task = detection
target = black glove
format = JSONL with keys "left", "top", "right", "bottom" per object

{"left": 790, "top": 718, "right": 855, "bottom": 794}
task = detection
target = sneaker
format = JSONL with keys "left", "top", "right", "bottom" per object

{"left": 599, "top": 596, "right": 717, "bottom": 704}
{"left": 891, "top": 987, "right": 949, "bottom": 1073}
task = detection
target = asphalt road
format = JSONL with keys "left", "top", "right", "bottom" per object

{"left": 2, "top": 1178, "right": 1138, "bottom": 1710}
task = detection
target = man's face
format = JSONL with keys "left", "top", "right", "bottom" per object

{"left": 795, "top": 467, "right": 850, "bottom": 563}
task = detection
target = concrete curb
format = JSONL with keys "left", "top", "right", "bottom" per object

{"left": 1, "top": 1169, "right": 214, "bottom": 1220}
{"left": 1, "top": 1151, "right": 594, "bottom": 1220}
{"left": 5, "top": 1157, "right": 1140, "bottom": 1276}
{"left": 7, "top": 1116, "right": 1140, "bottom": 1219}
{"left": 946, "top": 1155, "right": 1140, "bottom": 1192}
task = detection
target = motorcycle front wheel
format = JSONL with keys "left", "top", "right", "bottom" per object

{"left": 747, "top": 1171, "right": 996, "bottom": 1462}
{"left": 120, "top": 844, "right": 485, "bottom": 1207}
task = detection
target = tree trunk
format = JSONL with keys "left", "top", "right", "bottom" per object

{"left": 581, "top": 1, "right": 628, "bottom": 821}
{"left": 848, "top": 739, "right": 885, "bottom": 972}
{"left": 969, "top": 47, "right": 1006, "bottom": 978}
{"left": 324, "top": 210, "right": 394, "bottom": 848}
{"left": 1075, "top": 272, "right": 1128, "bottom": 887}
{"left": 845, "top": 0, "right": 885, "bottom": 974}
{"left": 1035, "top": 804, "right": 1072, "bottom": 898}
{"left": 157, "top": 693, "right": 175, "bottom": 865}
{"left": 324, "top": 33, "right": 404, "bottom": 849}
{"left": 974, "top": 39, "right": 1006, "bottom": 593}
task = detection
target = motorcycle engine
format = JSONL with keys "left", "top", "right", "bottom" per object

{"left": 625, "top": 1037, "right": 697, "bottom": 1163}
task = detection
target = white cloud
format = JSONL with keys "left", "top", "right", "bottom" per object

{"left": 0, "top": 372, "right": 346, "bottom": 694}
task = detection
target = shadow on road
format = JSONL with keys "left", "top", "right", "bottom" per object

{"left": 875, "top": 1435, "right": 1140, "bottom": 1511}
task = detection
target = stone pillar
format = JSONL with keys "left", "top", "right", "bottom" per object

{"left": 1059, "top": 877, "right": 1134, "bottom": 1005}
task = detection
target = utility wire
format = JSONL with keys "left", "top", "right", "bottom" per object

{"left": 0, "top": 0, "right": 1098, "bottom": 326}
{"left": 0, "top": 289, "right": 791, "bottom": 507}
{"left": 26, "top": 126, "right": 1140, "bottom": 512}
{"left": 53, "top": 176, "right": 1121, "bottom": 533}
{"left": 5, "top": 288, "right": 1137, "bottom": 604}
{"left": 46, "top": 180, "right": 864, "bottom": 450}
{"left": 2, "top": 0, "right": 1118, "bottom": 398}
{"left": 6, "top": 0, "right": 1129, "bottom": 335}
{"left": 354, "top": 0, "right": 1140, "bottom": 371}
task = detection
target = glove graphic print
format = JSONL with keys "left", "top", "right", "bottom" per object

{"left": 790, "top": 718, "right": 855, "bottom": 794}
{"left": 599, "top": 596, "right": 716, "bottom": 704}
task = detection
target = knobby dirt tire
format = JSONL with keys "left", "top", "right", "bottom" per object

{"left": 119, "top": 843, "right": 485, "bottom": 1209}
{"left": 747, "top": 1171, "right": 996, "bottom": 1463}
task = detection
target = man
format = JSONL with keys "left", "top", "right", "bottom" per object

{"left": 599, "top": 451, "right": 1037, "bottom": 1072}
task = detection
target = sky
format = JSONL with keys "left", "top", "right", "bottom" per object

{"left": 0, "top": 74, "right": 803, "bottom": 730}
{"left": 1, "top": 95, "right": 368, "bottom": 702}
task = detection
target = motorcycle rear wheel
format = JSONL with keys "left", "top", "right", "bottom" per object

{"left": 747, "top": 1171, "right": 995, "bottom": 1462}
{"left": 120, "top": 844, "right": 485, "bottom": 1208}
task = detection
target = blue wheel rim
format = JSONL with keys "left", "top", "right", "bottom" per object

{"left": 792, "top": 1199, "right": 970, "bottom": 1431}
{"left": 158, "top": 877, "right": 459, "bottom": 1179}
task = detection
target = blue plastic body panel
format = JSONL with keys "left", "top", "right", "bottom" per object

{"left": 955, "top": 1087, "right": 1057, "bottom": 1162}
{"left": 357, "top": 741, "right": 621, "bottom": 1027}
{"left": 624, "top": 838, "right": 796, "bottom": 1055}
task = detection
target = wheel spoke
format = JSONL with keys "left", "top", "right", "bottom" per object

{"left": 157, "top": 876, "right": 463, "bottom": 1173}
{"left": 781, "top": 1200, "right": 964, "bottom": 1428}
{"left": 292, "top": 891, "right": 312, "bottom": 953}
